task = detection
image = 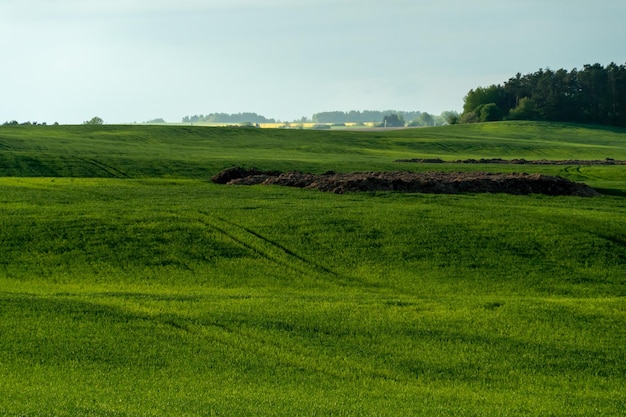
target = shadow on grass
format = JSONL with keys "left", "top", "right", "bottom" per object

{"left": 594, "top": 188, "right": 626, "bottom": 197}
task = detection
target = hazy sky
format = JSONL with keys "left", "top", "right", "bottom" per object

{"left": 1, "top": 0, "right": 625, "bottom": 124}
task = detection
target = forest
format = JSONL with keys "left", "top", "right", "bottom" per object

{"left": 461, "top": 62, "right": 626, "bottom": 126}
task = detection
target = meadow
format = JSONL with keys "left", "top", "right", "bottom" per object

{"left": 1, "top": 121, "right": 625, "bottom": 416}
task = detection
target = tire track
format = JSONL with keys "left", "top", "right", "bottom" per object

{"left": 196, "top": 211, "right": 344, "bottom": 282}
{"left": 563, "top": 164, "right": 587, "bottom": 181}
{"left": 218, "top": 216, "right": 339, "bottom": 277}
{"left": 85, "top": 158, "right": 130, "bottom": 178}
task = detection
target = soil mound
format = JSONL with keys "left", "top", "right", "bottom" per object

{"left": 213, "top": 167, "right": 599, "bottom": 197}
{"left": 211, "top": 167, "right": 281, "bottom": 184}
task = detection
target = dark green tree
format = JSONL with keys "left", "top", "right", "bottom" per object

{"left": 382, "top": 114, "right": 405, "bottom": 127}
{"left": 441, "top": 111, "right": 460, "bottom": 125}
{"left": 461, "top": 62, "right": 626, "bottom": 126}
{"left": 462, "top": 85, "right": 508, "bottom": 116}
{"left": 606, "top": 62, "right": 626, "bottom": 124}
{"left": 416, "top": 112, "right": 434, "bottom": 126}
{"left": 84, "top": 116, "right": 104, "bottom": 125}
{"left": 508, "top": 97, "right": 540, "bottom": 120}
{"left": 479, "top": 103, "right": 504, "bottom": 122}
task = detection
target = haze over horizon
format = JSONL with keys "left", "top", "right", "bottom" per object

{"left": 1, "top": 0, "right": 625, "bottom": 124}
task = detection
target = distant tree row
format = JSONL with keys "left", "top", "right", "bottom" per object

{"left": 311, "top": 110, "right": 460, "bottom": 127}
{"left": 2, "top": 120, "right": 59, "bottom": 126}
{"left": 3, "top": 118, "right": 100, "bottom": 126}
{"left": 145, "top": 118, "right": 166, "bottom": 124}
{"left": 178, "top": 110, "right": 460, "bottom": 127}
{"left": 461, "top": 62, "right": 626, "bottom": 126}
{"left": 312, "top": 110, "right": 424, "bottom": 124}
{"left": 182, "top": 113, "right": 276, "bottom": 124}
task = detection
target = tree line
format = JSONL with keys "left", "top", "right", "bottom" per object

{"left": 182, "top": 113, "right": 277, "bottom": 124}
{"left": 2, "top": 120, "right": 60, "bottom": 126}
{"left": 179, "top": 110, "right": 458, "bottom": 127}
{"left": 181, "top": 110, "right": 428, "bottom": 124}
{"left": 461, "top": 62, "right": 626, "bottom": 126}
{"left": 312, "top": 110, "right": 424, "bottom": 124}
{"left": 313, "top": 111, "right": 459, "bottom": 127}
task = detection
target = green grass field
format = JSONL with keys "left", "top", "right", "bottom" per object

{"left": 1, "top": 122, "right": 625, "bottom": 416}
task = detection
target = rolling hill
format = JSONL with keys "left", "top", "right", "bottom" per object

{"left": 1, "top": 121, "right": 625, "bottom": 416}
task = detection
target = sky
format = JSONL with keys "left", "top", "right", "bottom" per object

{"left": 1, "top": 0, "right": 625, "bottom": 124}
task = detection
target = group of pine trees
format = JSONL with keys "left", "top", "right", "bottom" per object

{"left": 461, "top": 62, "right": 626, "bottom": 126}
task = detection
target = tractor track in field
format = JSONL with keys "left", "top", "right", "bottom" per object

{"left": 196, "top": 211, "right": 345, "bottom": 283}
{"left": 218, "top": 217, "right": 339, "bottom": 277}
{"left": 85, "top": 158, "right": 130, "bottom": 178}
{"left": 564, "top": 165, "right": 582, "bottom": 173}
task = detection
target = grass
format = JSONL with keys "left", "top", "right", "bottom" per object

{"left": 1, "top": 121, "right": 626, "bottom": 177}
{"left": 1, "top": 121, "right": 625, "bottom": 415}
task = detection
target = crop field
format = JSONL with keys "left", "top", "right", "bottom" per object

{"left": 1, "top": 121, "right": 625, "bottom": 416}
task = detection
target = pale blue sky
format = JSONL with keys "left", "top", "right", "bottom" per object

{"left": 1, "top": 0, "right": 625, "bottom": 124}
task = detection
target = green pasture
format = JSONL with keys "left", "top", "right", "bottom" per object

{"left": 1, "top": 122, "right": 625, "bottom": 416}
{"left": 1, "top": 121, "right": 626, "bottom": 180}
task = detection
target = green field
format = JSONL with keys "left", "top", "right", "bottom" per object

{"left": 1, "top": 122, "right": 625, "bottom": 416}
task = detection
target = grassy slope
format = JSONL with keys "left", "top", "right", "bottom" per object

{"left": 1, "top": 120, "right": 626, "bottom": 174}
{"left": 1, "top": 121, "right": 625, "bottom": 195}
{"left": 1, "top": 121, "right": 625, "bottom": 416}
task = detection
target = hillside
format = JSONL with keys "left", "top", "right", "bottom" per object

{"left": 1, "top": 120, "right": 626, "bottom": 175}
{"left": 1, "top": 121, "right": 625, "bottom": 416}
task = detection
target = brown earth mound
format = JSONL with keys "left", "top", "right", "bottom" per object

{"left": 211, "top": 166, "right": 282, "bottom": 184}
{"left": 212, "top": 167, "right": 599, "bottom": 196}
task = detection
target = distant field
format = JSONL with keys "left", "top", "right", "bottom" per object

{"left": 1, "top": 121, "right": 626, "bottom": 183}
{"left": 1, "top": 121, "right": 625, "bottom": 416}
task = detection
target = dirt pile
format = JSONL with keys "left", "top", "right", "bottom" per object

{"left": 212, "top": 167, "right": 599, "bottom": 196}
{"left": 211, "top": 166, "right": 281, "bottom": 184}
